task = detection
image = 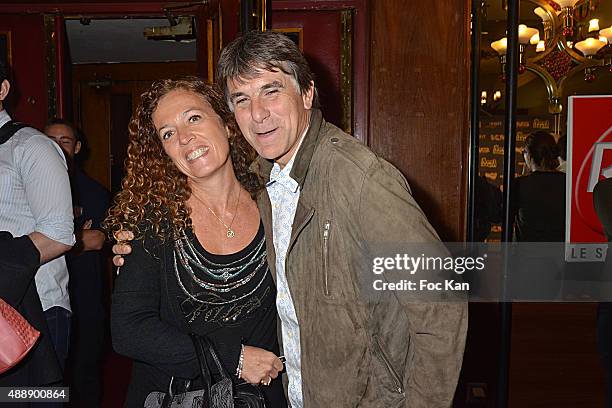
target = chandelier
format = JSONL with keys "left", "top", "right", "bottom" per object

{"left": 489, "top": 0, "right": 612, "bottom": 114}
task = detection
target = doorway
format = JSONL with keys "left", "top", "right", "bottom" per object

{"left": 64, "top": 17, "right": 199, "bottom": 194}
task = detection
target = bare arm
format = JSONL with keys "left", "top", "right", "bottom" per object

{"left": 28, "top": 231, "right": 72, "bottom": 264}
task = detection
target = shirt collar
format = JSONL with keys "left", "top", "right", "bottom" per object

{"left": 267, "top": 124, "right": 310, "bottom": 193}
{"left": 0, "top": 110, "right": 11, "bottom": 127}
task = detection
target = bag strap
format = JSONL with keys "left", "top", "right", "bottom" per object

{"left": 190, "top": 333, "right": 214, "bottom": 400}
{"left": 158, "top": 336, "right": 229, "bottom": 408}
{"left": 0, "top": 120, "right": 28, "bottom": 145}
{"left": 193, "top": 334, "right": 232, "bottom": 381}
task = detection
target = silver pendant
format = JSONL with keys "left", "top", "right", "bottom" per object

{"left": 227, "top": 229, "right": 235, "bottom": 238}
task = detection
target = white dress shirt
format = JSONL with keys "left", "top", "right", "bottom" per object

{"left": 0, "top": 110, "right": 74, "bottom": 311}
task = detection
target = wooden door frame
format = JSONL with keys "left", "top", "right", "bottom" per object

{"left": 272, "top": 0, "right": 369, "bottom": 143}
{"left": 0, "top": 1, "right": 223, "bottom": 116}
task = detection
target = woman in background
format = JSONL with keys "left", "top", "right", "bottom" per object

{"left": 513, "top": 130, "right": 565, "bottom": 242}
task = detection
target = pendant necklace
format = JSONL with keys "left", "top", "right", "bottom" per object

{"left": 193, "top": 187, "right": 241, "bottom": 238}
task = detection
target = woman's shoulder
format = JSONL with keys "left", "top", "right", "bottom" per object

{"left": 128, "top": 221, "right": 172, "bottom": 260}
{"left": 518, "top": 171, "right": 564, "bottom": 183}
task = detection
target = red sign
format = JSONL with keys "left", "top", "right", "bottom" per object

{"left": 567, "top": 95, "right": 612, "bottom": 247}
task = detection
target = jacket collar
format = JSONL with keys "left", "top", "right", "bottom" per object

{"left": 250, "top": 108, "right": 324, "bottom": 188}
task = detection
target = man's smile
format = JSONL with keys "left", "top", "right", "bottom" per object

{"left": 255, "top": 128, "right": 278, "bottom": 137}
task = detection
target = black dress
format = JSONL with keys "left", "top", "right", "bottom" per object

{"left": 111, "top": 220, "right": 287, "bottom": 407}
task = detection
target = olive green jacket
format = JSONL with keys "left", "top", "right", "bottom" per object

{"left": 252, "top": 109, "right": 468, "bottom": 407}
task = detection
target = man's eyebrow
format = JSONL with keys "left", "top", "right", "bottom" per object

{"left": 229, "top": 91, "right": 246, "bottom": 101}
{"left": 230, "top": 80, "right": 284, "bottom": 101}
{"left": 260, "top": 80, "right": 283, "bottom": 91}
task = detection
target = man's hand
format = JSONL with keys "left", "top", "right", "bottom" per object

{"left": 78, "top": 229, "right": 106, "bottom": 252}
{"left": 72, "top": 219, "right": 106, "bottom": 253}
{"left": 112, "top": 230, "right": 134, "bottom": 267}
{"left": 240, "top": 345, "right": 284, "bottom": 385}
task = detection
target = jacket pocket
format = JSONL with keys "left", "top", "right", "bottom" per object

{"left": 322, "top": 220, "right": 331, "bottom": 296}
{"left": 373, "top": 334, "right": 405, "bottom": 395}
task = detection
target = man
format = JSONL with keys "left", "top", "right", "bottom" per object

{"left": 45, "top": 119, "right": 109, "bottom": 408}
{"left": 594, "top": 175, "right": 612, "bottom": 408}
{"left": 0, "top": 61, "right": 74, "bottom": 388}
{"left": 556, "top": 135, "right": 567, "bottom": 173}
{"left": 115, "top": 31, "right": 467, "bottom": 407}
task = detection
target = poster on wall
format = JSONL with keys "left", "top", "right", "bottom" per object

{"left": 566, "top": 95, "right": 612, "bottom": 262}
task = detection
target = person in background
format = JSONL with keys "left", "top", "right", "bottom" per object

{"left": 513, "top": 130, "right": 565, "bottom": 242}
{"left": 556, "top": 134, "right": 567, "bottom": 173}
{"left": 0, "top": 60, "right": 74, "bottom": 400}
{"left": 475, "top": 175, "right": 502, "bottom": 242}
{"left": 45, "top": 119, "right": 109, "bottom": 408}
{"left": 594, "top": 175, "right": 612, "bottom": 408}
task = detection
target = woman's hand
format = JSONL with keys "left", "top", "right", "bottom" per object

{"left": 239, "top": 345, "right": 284, "bottom": 385}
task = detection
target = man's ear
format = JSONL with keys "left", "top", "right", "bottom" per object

{"left": 74, "top": 141, "right": 82, "bottom": 155}
{"left": 0, "top": 80, "right": 10, "bottom": 102}
{"left": 302, "top": 80, "right": 315, "bottom": 110}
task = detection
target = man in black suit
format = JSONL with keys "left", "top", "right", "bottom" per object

{"left": 594, "top": 175, "right": 612, "bottom": 408}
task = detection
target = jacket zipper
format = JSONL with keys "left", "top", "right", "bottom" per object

{"left": 374, "top": 335, "right": 405, "bottom": 395}
{"left": 323, "top": 220, "right": 331, "bottom": 296}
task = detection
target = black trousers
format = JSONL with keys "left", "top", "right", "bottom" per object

{"left": 65, "top": 255, "right": 106, "bottom": 408}
{"left": 599, "top": 302, "right": 612, "bottom": 408}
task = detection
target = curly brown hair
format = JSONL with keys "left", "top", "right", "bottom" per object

{"left": 104, "top": 76, "right": 261, "bottom": 241}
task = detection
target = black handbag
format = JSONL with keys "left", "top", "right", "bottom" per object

{"left": 144, "top": 334, "right": 266, "bottom": 408}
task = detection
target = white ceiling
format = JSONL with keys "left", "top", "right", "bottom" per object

{"left": 65, "top": 18, "right": 196, "bottom": 64}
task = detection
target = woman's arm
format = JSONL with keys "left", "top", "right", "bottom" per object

{"left": 111, "top": 238, "right": 199, "bottom": 379}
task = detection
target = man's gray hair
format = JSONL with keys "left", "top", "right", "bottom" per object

{"left": 217, "top": 30, "right": 318, "bottom": 108}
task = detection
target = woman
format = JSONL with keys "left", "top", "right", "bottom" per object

{"left": 513, "top": 130, "right": 565, "bottom": 242}
{"left": 104, "top": 77, "right": 286, "bottom": 407}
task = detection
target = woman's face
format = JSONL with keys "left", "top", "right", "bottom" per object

{"left": 152, "top": 88, "right": 231, "bottom": 182}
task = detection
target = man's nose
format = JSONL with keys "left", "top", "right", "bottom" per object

{"left": 250, "top": 98, "right": 270, "bottom": 123}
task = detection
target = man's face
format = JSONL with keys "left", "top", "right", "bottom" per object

{"left": 45, "top": 124, "right": 80, "bottom": 159}
{"left": 227, "top": 69, "right": 314, "bottom": 168}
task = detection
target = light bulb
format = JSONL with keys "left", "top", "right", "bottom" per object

{"left": 491, "top": 38, "right": 507, "bottom": 55}
{"left": 518, "top": 25, "right": 540, "bottom": 44}
{"left": 575, "top": 37, "right": 606, "bottom": 56}
{"left": 534, "top": 7, "right": 551, "bottom": 22}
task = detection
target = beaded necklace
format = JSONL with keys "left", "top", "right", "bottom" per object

{"left": 173, "top": 229, "right": 271, "bottom": 323}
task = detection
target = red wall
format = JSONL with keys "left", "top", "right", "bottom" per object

{"left": 1, "top": 14, "right": 47, "bottom": 130}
